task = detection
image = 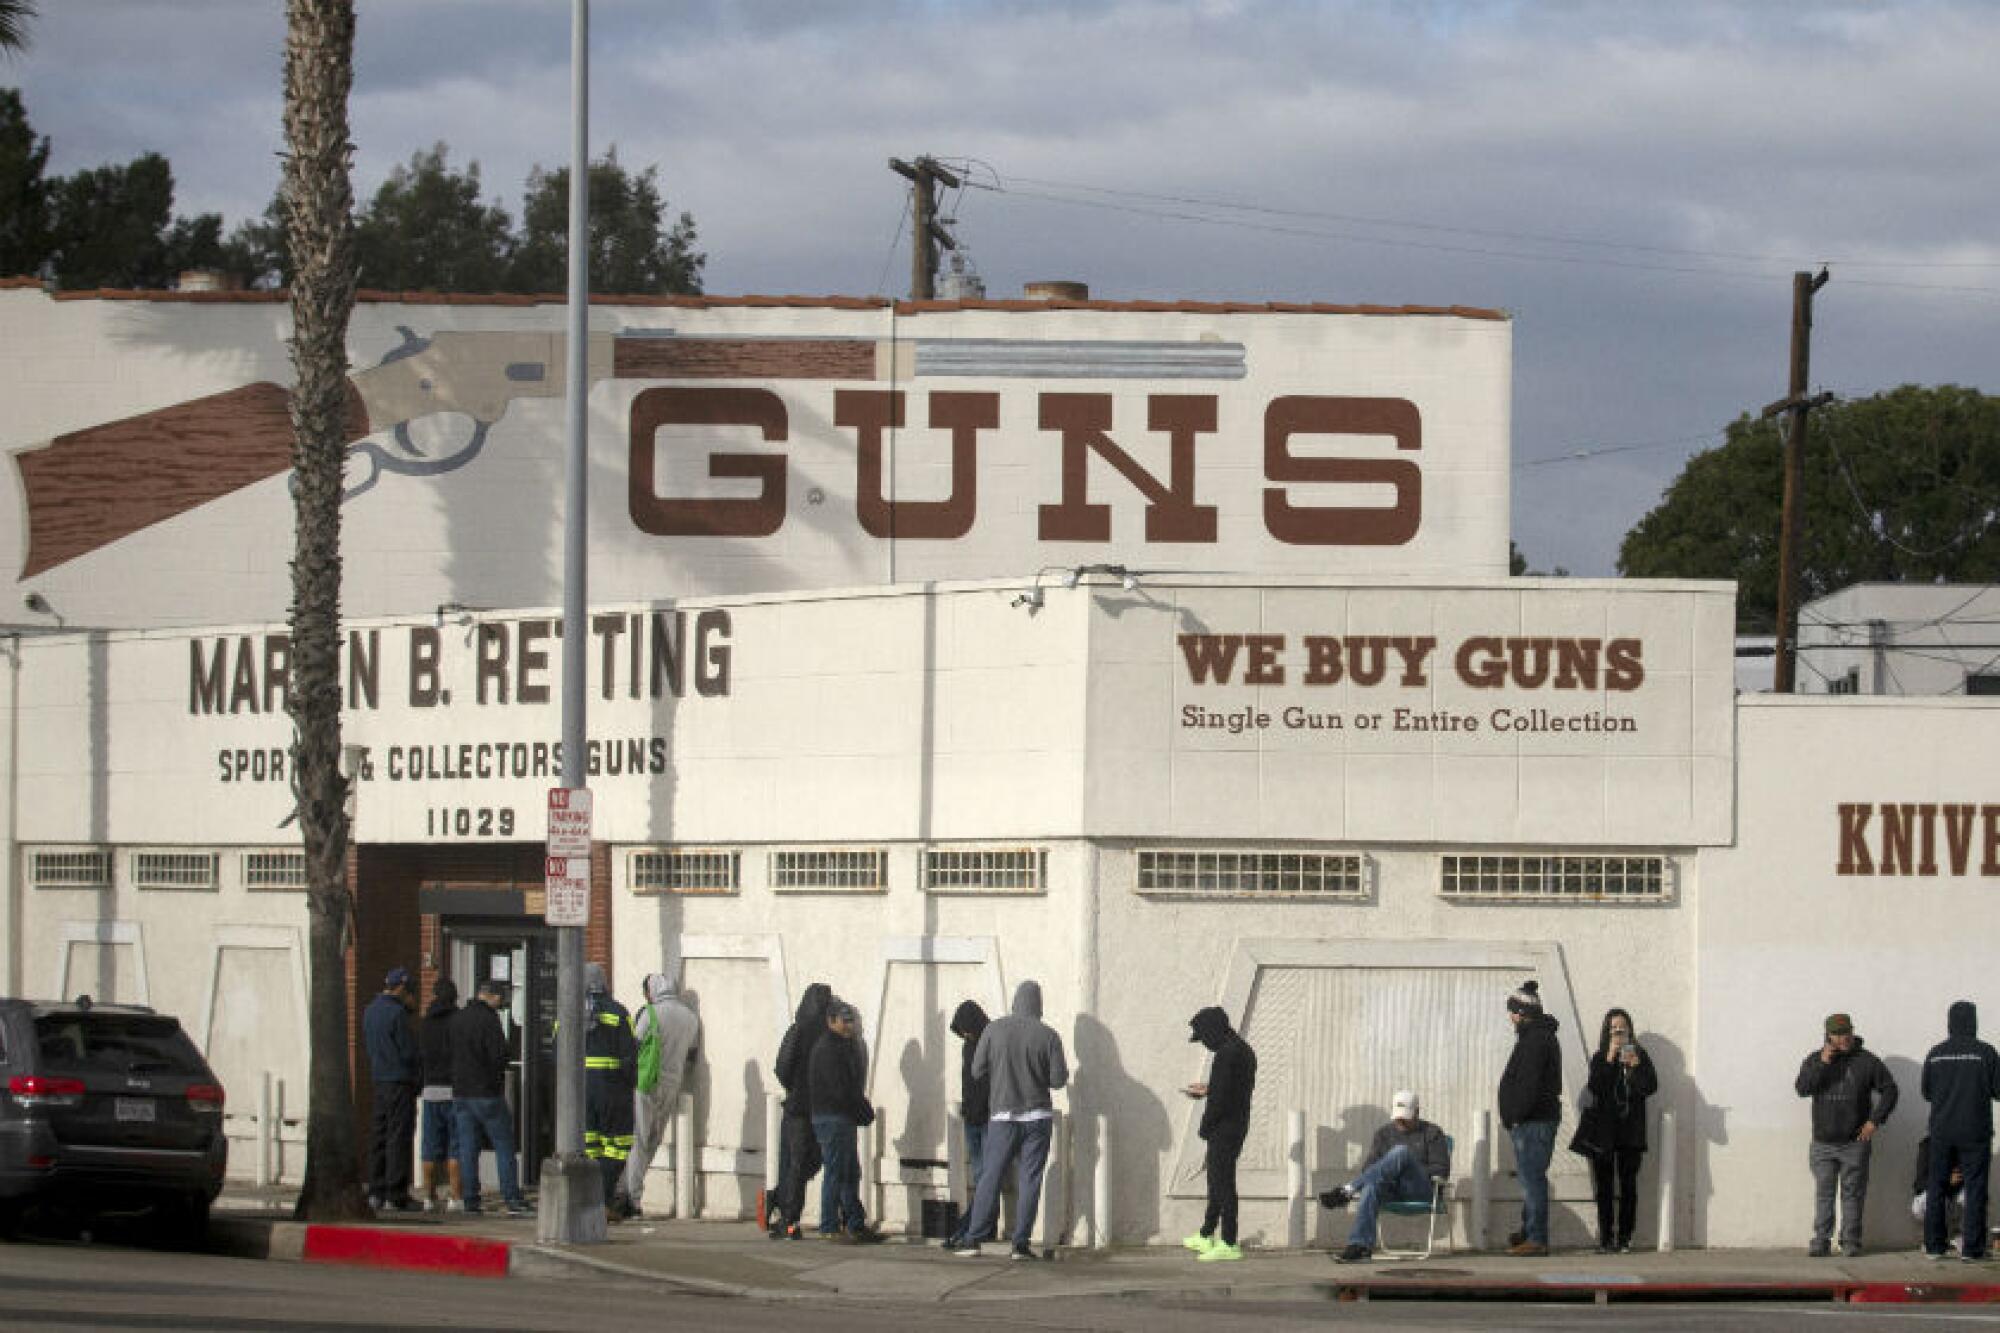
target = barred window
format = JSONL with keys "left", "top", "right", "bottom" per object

{"left": 32, "top": 850, "right": 111, "bottom": 890}
{"left": 771, "top": 849, "right": 887, "bottom": 892}
{"left": 630, "top": 849, "right": 740, "bottom": 895}
{"left": 132, "top": 851, "right": 220, "bottom": 891}
{"left": 244, "top": 851, "right": 309, "bottom": 891}
{"left": 1440, "top": 854, "right": 1670, "bottom": 902}
{"left": 1136, "top": 849, "right": 1365, "bottom": 897}
{"left": 923, "top": 848, "right": 1046, "bottom": 893}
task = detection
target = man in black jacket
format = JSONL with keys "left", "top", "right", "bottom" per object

{"left": 1498, "top": 979, "right": 1562, "bottom": 1256}
{"left": 1183, "top": 1006, "right": 1256, "bottom": 1262}
{"left": 1920, "top": 1001, "right": 2000, "bottom": 1260}
{"left": 1796, "top": 1012, "right": 1898, "bottom": 1257}
{"left": 362, "top": 967, "right": 421, "bottom": 1212}
{"left": 806, "top": 1001, "right": 880, "bottom": 1241}
{"left": 1321, "top": 1090, "right": 1450, "bottom": 1263}
{"left": 768, "top": 982, "right": 832, "bottom": 1239}
{"left": 942, "top": 1000, "right": 990, "bottom": 1250}
{"left": 451, "top": 980, "right": 531, "bottom": 1216}
{"left": 581, "top": 963, "right": 638, "bottom": 1213}
{"left": 417, "top": 977, "right": 461, "bottom": 1210}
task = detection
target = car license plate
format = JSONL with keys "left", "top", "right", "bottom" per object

{"left": 115, "top": 1097, "right": 155, "bottom": 1123}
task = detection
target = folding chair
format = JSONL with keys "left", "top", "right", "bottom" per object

{"left": 1374, "top": 1134, "right": 1456, "bottom": 1260}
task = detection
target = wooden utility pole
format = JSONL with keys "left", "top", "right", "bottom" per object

{"left": 1762, "top": 267, "right": 1833, "bottom": 694}
{"left": 889, "top": 156, "right": 960, "bottom": 299}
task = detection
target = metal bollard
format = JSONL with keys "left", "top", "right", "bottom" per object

{"left": 674, "top": 1093, "right": 696, "bottom": 1221}
{"left": 866, "top": 1106, "right": 888, "bottom": 1225}
{"left": 764, "top": 1091, "right": 783, "bottom": 1199}
{"left": 257, "top": 1070, "right": 274, "bottom": 1188}
{"left": 947, "top": 1102, "right": 966, "bottom": 1208}
{"left": 1037, "top": 1110, "right": 1064, "bottom": 1253}
{"left": 1286, "top": 1109, "right": 1307, "bottom": 1249}
{"left": 1470, "top": 1109, "right": 1491, "bottom": 1252}
{"left": 1093, "top": 1113, "right": 1112, "bottom": 1250}
{"left": 1655, "top": 1107, "right": 1677, "bottom": 1253}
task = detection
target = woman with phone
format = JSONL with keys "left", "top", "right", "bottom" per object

{"left": 1576, "top": 1007, "right": 1659, "bottom": 1253}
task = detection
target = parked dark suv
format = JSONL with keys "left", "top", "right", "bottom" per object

{"left": 0, "top": 997, "right": 227, "bottom": 1238}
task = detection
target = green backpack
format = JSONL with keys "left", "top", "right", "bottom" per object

{"left": 636, "top": 1003, "right": 663, "bottom": 1093}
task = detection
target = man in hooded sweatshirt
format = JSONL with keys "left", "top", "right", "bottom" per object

{"left": 942, "top": 1000, "right": 991, "bottom": 1250}
{"left": 581, "top": 963, "right": 638, "bottom": 1211}
{"left": 1920, "top": 1001, "right": 2000, "bottom": 1261}
{"left": 769, "top": 981, "right": 833, "bottom": 1238}
{"left": 1796, "top": 1011, "right": 1898, "bottom": 1257}
{"left": 1182, "top": 1006, "right": 1257, "bottom": 1262}
{"left": 807, "top": 1000, "right": 881, "bottom": 1241}
{"left": 952, "top": 980, "right": 1069, "bottom": 1260}
{"left": 613, "top": 967, "right": 701, "bottom": 1221}
{"left": 1497, "top": 979, "right": 1562, "bottom": 1256}
{"left": 417, "top": 977, "right": 461, "bottom": 1211}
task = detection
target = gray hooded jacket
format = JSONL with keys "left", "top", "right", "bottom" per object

{"left": 970, "top": 981, "right": 1069, "bottom": 1117}
{"left": 634, "top": 968, "right": 701, "bottom": 1105}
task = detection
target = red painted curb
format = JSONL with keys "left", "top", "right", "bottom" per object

{"left": 300, "top": 1224, "right": 511, "bottom": 1279}
{"left": 1847, "top": 1283, "right": 2000, "bottom": 1304}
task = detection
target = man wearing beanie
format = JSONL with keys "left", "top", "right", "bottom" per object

{"left": 1321, "top": 1089, "right": 1451, "bottom": 1263}
{"left": 1796, "top": 1011, "right": 1898, "bottom": 1257}
{"left": 1498, "top": 979, "right": 1562, "bottom": 1255}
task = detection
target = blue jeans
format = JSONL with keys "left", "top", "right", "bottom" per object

{"left": 948, "top": 1122, "right": 988, "bottom": 1244}
{"left": 1512, "top": 1120, "right": 1557, "bottom": 1244}
{"left": 812, "top": 1115, "right": 865, "bottom": 1234}
{"left": 454, "top": 1095, "right": 524, "bottom": 1208}
{"left": 964, "top": 1117, "right": 1052, "bottom": 1248}
{"left": 1927, "top": 1139, "right": 1991, "bottom": 1257}
{"left": 420, "top": 1099, "right": 457, "bottom": 1163}
{"left": 1348, "top": 1144, "right": 1435, "bottom": 1248}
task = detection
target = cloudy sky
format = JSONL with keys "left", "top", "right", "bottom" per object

{"left": 8, "top": 0, "right": 1997, "bottom": 576}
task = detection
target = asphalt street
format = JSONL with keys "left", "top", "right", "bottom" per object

{"left": 2, "top": 1239, "right": 1999, "bottom": 1333}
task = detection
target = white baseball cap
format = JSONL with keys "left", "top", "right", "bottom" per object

{"left": 1391, "top": 1089, "right": 1419, "bottom": 1117}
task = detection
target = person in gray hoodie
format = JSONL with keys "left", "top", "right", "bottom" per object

{"left": 613, "top": 967, "right": 700, "bottom": 1221}
{"left": 950, "top": 980, "right": 1069, "bottom": 1260}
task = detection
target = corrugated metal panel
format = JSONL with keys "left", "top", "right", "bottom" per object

{"left": 1238, "top": 966, "right": 1586, "bottom": 1188}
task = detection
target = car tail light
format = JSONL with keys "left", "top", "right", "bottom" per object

{"left": 9, "top": 1074, "right": 85, "bottom": 1108}
{"left": 186, "top": 1083, "right": 226, "bottom": 1114}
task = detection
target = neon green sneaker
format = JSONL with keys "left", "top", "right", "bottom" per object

{"left": 1182, "top": 1232, "right": 1217, "bottom": 1254}
{"left": 1198, "top": 1240, "right": 1245, "bottom": 1262}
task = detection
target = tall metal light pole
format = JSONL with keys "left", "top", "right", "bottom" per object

{"left": 538, "top": 0, "right": 604, "bottom": 1245}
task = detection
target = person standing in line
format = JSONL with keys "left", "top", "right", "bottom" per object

{"left": 417, "top": 976, "right": 461, "bottom": 1211}
{"left": 1181, "top": 1006, "right": 1257, "bottom": 1263}
{"left": 451, "top": 979, "right": 531, "bottom": 1216}
{"left": 1920, "top": 1000, "right": 2000, "bottom": 1261}
{"left": 613, "top": 968, "right": 701, "bottom": 1221}
{"left": 581, "top": 963, "right": 639, "bottom": 1213}
{"left": 1320, "top": 1090, "right": 1451, "bottom": 1264}
{"left": 807, "top": 1000, "right": 882, "bottom": 1242}
{"left": 769, "top": 982, "right": 833, "bottom": 1240}
{"left": 951, "top": 980, "right": 1070, "bottom": 1261}
{"left": 362, "top": 966, "right": 421, "bottom": 1212}
{"left": 1498, "top": 979, "right": 1563, "bottom": 1256}
{"left": 942, "top": 1000, "right": 991, "bottom": 1250}
{"left": 1576, "top": 1008, "right": 1658, "bottom": 1254}
{"left": 1795, "top": 1012, "right": 1898, "bottom": 1257}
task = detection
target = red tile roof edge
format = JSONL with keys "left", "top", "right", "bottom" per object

{"left": 0, "top": 277, "right": 1505, "bottom": 321}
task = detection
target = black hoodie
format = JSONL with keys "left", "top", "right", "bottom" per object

{"left": 1190, "top": 1006, "right": 1257, "bottom": 1143}
{"left": 1795, "top": 1034, "right": 1898, "bottom": 1144}
{"left": 775, "top": 983, "right": 833, "bottom": 1118}
{"left": 1498, "top": 1012, "right": 1563, "bottom": 1128}
{"left": 950, "top": 1000, "right": 992, "bottom": 1128}
{"left": 1922, "top": 1001, "right": 2000, "bottom": 1144}
{"left": 419, "top": 981, "right": 459, "bottom": 1090}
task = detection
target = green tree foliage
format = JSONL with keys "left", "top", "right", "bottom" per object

{"left": 354, "top": 143, "right": 512, "bottom": 292}
{"left": 0, "top": 87, "right": 47, "bottom": 274}
{"left": 1618, "top": 385, "right": 2000, "bottom": 631}
{"left": 0, "top": 0, "right": 34, "bottom": 53}
{"left": 510, "top": 149, "right": 704, "bottom": 295}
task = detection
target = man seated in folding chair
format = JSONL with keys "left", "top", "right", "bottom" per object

{"left": 1318, "top": 1089, "right": 1451, "bottom": 1263}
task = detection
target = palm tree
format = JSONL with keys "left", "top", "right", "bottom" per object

{"left": 281, "top": 0, "right": 366, "bottom": 1222}
{"left": 0, "top": 0, "right": 36, "bottom": 53}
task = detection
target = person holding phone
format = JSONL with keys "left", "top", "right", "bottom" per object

{"left": 1577, "top": 1008, "right": 1659, "bottom": 1253}
{"left": 1795, "top": 1012, "right": 1898, "bottom": 1257}
{"left": 1181, "top": 1006, "right": 1257, "bottom": 1263}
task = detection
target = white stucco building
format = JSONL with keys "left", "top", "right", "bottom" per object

{"left": 2, "top": 279, "right": 1992, "bottom": 1251}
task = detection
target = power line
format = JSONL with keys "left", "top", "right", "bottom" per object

{"left": 1514, "top": 431, "right": 1722, "bottom": 469}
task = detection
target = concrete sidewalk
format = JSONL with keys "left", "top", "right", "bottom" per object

{"left": 210, "top": 1187, "right": 2000, "bottom": 1306}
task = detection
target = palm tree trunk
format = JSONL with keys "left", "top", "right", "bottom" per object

{"left": 282, "top": 0, "right": 366, "bottom": 1223}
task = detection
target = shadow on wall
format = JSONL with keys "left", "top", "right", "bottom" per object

{"left": 1875, "top": 1053, "right": 1925, "bottom": 1251}
{"left": 1631, "top": 1029, "right": 1719, "bottom": 1250}
{"left": 1074, "top": 1013, "right": 1172, "bottom": 1245}
{"left": 741, "top": 1056, "right": 768, "bottom": 1188}
{"left": 1312, "top": 1101, "right": 1388, "bottom": 1247}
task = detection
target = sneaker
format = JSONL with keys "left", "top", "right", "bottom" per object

{"left": 848, "top": 1225, "right": 885, "bottom": 1245}
{"left": 828, "top": 1229, "right": 856, "bottom": 1244}
{"left": 1508, "top": 1239, "right": 1549, "bottom": 1257}
{"left": 445, "top": 1198, "right": 465, "bottom": 1214}
{"left": 1841, "top": 1245, "right": 1864, "bottom": 1258}
{"left": 461, "top": 1201, "right": 483, "bottom": 1215}
{"left": 1334, "top": 1242, "right": 1373, "bottom": 1264}
{"left": 1318, "top": 1186, "right": 1353, "bottom": 1211}
{"left": 949, "top": 1241, "right": 983, "bottom": 1258}
{"left": 387, "top": 1197, "right": 423, "bottom": 1213}
{"left": 503, "top": 1199, "right": 533, "bottom": 1217}
{"left": 1928, "top": 1249, "right": 1953, "bottom": 1261}
{"left": 367, "top": 1194, "right": 384, "bottom": 1212}
{"left": 1009, "top": 1244, "right": 1042, "bottom": 1261}
{"left": 1963, "top": 1251, "right": 1992, "bottom": 1264}
{"left": 1198, "top": 1241, "right": 1244, "bottom": 1263}
{"left": 1182, "top": 1232, "right": 1217, "bottom": 1254}
{"left": 1617, "top": 1240, "right": 1634, "bottom": 1254}
{"left": 1507, "top": 1229, "right": 1526, "bottom": 1248}
{"left": 1594, "top": 1241, "right": 1613, "bottom": 1254}
{"left": 1807, "top": 1240, "right": 1831, "bottom": 1258}
{"left": 784, "top": 1225, "right": 802, "bottom": 1241}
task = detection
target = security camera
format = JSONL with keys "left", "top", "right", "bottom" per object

{"left": 23, "top": 592, "right": 49, "bottom": 614}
